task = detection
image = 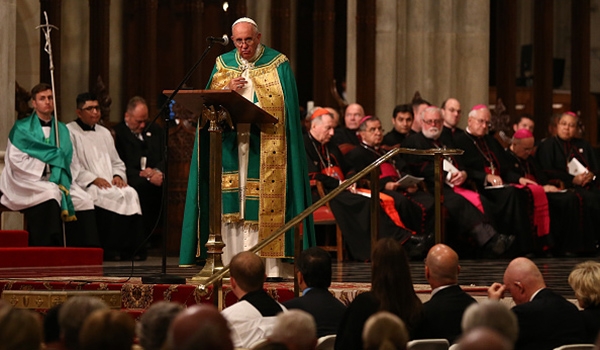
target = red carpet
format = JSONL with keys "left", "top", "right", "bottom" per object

{"left": 0, "top": 230, "right": 103, "bottom": 269}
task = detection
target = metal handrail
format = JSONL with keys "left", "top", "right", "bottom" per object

{"left": 197, "top": 146, "right": 461, "bottom": 294}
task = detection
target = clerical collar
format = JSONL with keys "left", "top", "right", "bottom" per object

{"left": 38, "top": 117, "right": 52, "bottom": 127}
{"left": 75, "top": 118, "right": 96, "bottom": 131}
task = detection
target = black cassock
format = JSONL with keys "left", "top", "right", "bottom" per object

{"left": 382, "top": 129, "right": 415, "bottom": 149}
{"left": 454, "top": 132, "right": 534, "bottom": 255}
{"left": 401, "top": 132, "right": 497, "bottom": 248}
{"left": 303, "top": 133, "right": 410, "bottom": 261}
{"left": 344, "top": 142, "right": 434, "bottom": 238}
{"left": 505, "top": 149, "right": 585, "bottom": 254}
{"left": 536, "top": 136, "right": 600, "bottom": 252}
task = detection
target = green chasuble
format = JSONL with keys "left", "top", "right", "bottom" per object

{"left": 179, "top": 45, "right": 315, "bottom": 265}
{"left": 8, "top": 112, "right": 76, "bottom": 221}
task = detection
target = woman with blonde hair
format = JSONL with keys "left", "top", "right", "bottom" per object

{"left": 568, "top": 260, "right": 600, "bottom": 343}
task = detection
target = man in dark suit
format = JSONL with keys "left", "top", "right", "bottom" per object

{"left": 283, "top": 247, "right": 346, "bottom": 338}
{"left": 414, "top": 244, "right": 476, "bottom": 343}
{"left": 488, "top": 257, "right": 587, "bottom": 350}
{"left": 114, "top": 96, "right": 165, "bottom": 239}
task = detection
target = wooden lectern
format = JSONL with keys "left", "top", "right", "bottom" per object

{"left": 163, "top": 90, "right": 277, "bottom": 283}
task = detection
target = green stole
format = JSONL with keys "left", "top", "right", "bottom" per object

{"left": 179, "top": 46, "right": 315, "bottom": 265}
{"left": 9, "top": 113, "right": 76, "bottom": 221}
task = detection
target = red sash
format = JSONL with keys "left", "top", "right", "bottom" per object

{"left": 322, "top": 166, "right": 345, "bottom": 181}
{"left": 379, "top": 163, "right": 399, "bottom": 180}
{"left": 355, "top": 188, "right": 413, "bottom": 234}
{"left": 453, "top": 186, "right": 485, "bottom": 213}
{"left": 514, "top": 184, "right": 550, "bottom": 237}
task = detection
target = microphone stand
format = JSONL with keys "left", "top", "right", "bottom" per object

{"left": 142, "top": 39, "right": 222, "bottom": 284}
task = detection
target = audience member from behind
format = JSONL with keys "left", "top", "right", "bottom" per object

{"left": 568, "top": 261, "right": 600, "bottom": 343}
{"left": 0, "top": 306, "right": 43, "bottom": 350}
{"left": 166, "top": 304, "right": 233, "bottom": 350}
{"left": 58, "top": 295, "right": 109, "bottom": 350}
{"left": 137, "top": 301, "right": 184, "bottom": 350}
{"left": 268, "top": 310, "right": 317, "bottom": 350}
{"left": 79, "top": 309, "right": 135, "bottom": 350}
{"left": 222, "top": 251, "right": 286, "bottom": 348}
{"left": 457, "top": 327, "right": 513, "bottom": 350}
{"left": 44, "top": 304, "right": 65, "bottom": 350}
{"left": 488, "top": 257, "right": 586, "bottom": 350}
{"left": 461, "top": 300, "right": 518, "bottom": 345}
{"left": 283, "top": 247, "right": 346, "bottom": 337}
{"left": 362, "top": 311, "right": 409, "bottom": 350}
{"left": 414, "top": 244, "right": 476, "bottom": 343}
{"left": 335, "top": 238, "right": 423, "bottom": 350}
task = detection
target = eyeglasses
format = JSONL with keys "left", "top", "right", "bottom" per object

{"left": 422, "top": 119, "right": 442, "bottom": 126}
{"left": 472, "top": 117, "right": 491, "bottom": 128}
{"left": 233, "top": 37, "right": 255, "bottom": 47}
{"left": 558, "top": 122, "right": 577, "bottom": 128}
{"left": 81, "top": 106, "right": 100, "bottom": 112}
{"left": 366, "top": 127, "right": 384, "bottom": 133}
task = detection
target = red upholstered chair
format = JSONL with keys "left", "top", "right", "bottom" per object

{"left": 311, "top": 180, "right": 344, "bottom": 262}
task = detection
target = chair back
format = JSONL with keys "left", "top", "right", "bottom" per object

{"left": 407, "top": 338, "right": 450, "bottom": 350}
{"left": 316, "top": 334, "right": 336, "bottom": 350}
{"left": 553, "top": 345, "right": 595, "bottom": 350}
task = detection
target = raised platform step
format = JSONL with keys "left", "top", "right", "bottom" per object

{"left": 0, "top": 247, "right": 104, "bottom": 268}
{"left": 0, "top": 230, "right": 28, "bottom": 247}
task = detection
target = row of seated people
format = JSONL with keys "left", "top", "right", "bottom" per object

{"left": 1, "top": 244, "right": 599, "bottom": 350}
{"left": 305, "top": 100, "right": 600, "bottom": 259}
{"left": 0, "top": 83, "right": 165, "bottom": 261}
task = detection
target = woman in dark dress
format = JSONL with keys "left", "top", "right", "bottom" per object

{"left": 335, "top": 238, "right": 423, "bottom": 350}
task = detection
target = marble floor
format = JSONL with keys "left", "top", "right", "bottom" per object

{"left": 98, "top": 254, "right": 594, "bottom": 299}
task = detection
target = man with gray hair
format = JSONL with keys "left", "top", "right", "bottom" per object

{"left": 180, "top": 16, "right": 314, "bottom": 277}
{"left": 402, "top": 107, "right": 511, "bottom": 258}
{"left": 461, "top": 300, "right": 518, "bottom": 344}
{"left": 414, "top": 244, "right": 476, "bottom": 343}
{"left": 58, "top": 296, "right": 109, "bottom": 350}
{"left": 137, "top": 301, "right": 184, "bottom": 350}
{"left": 457, "top": 327, "right": 513, "bottom": 350}
{"left": 268, "top": 309, "right": 317, "bottom": 350}
{"left": 165, "top": 304, "right": 233, "bottom": 350}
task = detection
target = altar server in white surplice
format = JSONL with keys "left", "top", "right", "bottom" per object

{"left": 67, "top": 92, "right": 145, "bottom": 261}
{"left": 0, "top": 83, "right": 99, "bottom": 247}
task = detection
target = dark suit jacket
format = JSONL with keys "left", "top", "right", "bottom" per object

{"left": 113, "top": 121, "right": 165, "bottom": 189}
{"left": 414, "top": 284, "right": 476, "bottom": 343}
{"left": 283, "top": 287, "right": 347, "bottom": 338}
{"left": 581, "top": 306, "right": 600, "bottom": 343}
{"left": 512, "top": 288, "right": 587, "bottom": 350}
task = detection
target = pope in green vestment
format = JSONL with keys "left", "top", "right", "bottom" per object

{"left": 179, "top": 18, "right": 315, "bottom": 266}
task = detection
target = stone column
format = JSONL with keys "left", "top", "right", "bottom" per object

{"left": 375, "top": 0, "right": 490, "bottom": 130}
{"left": 0, "top": 0, "right": 23, "bottom": 230}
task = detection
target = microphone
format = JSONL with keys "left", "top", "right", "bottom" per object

{"left": 207, "top": 34, "right": 229, "bottom": 46}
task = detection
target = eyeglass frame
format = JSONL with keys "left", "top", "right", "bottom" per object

{"left": 233, "top": 36, "right": 257, "bottom": 47}
{"left": 80, "top": 105, "right": 101, "bottom": 112}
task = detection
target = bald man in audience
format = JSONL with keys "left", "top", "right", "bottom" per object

{"left": 414, "top": 244, "right": 476, "bottom": 343}
{"left": 488, "top": 257, "right": 586, "bottom": 350}
{"left": 165, "top": 304, "right": 233, "bottom": 350}
{"left": 222, "top": 251, "right": 286, "bottom": 348}
{"left": 457, "top": 327, "right": 513, "bottom": 350}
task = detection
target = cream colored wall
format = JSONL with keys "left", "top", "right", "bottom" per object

{"left": 373, "top": 0, "right": 489, "bottom": 132}
{"left": 61, "top": 0, "right": 88, "bottom": 123}
{"left": 15, "top": 0, "right": 39, "bottom": 95}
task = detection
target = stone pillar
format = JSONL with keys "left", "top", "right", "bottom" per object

{"left": 0, "top": 0, "right": 23, "bottom": 229}
{"left": 376, "top": 0, "right": 489, "bottom": 130}
{"left": 61, "top": 0, "right": 88, "bottom": 121}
